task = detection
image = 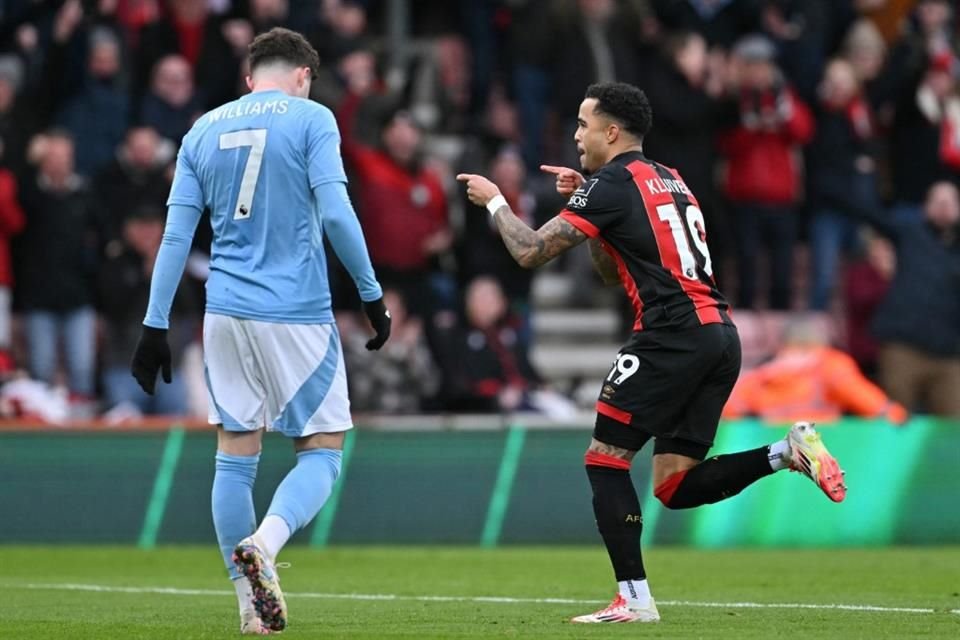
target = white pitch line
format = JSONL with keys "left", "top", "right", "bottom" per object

{"left": 7, "top": 582, "right": 952, "bottom": 615}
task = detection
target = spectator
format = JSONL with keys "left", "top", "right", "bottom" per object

{"left": 99, "top": 206, "right": 198, "bottom": 416}
{"left": 719, "top": 34, "right": 814, "bottom": 310}
{"left": 56, "top": 26, "right": 130, "bottom": 177}
{"left": 14, "top": 131, "right": 101, "bottom": 400}
{"left": 248, "top": 0, "right": 292, "bottom": 34}
{"left": 136, "top": 0, "right": 247, "bottom": 109}
{"left": 341, "top": 288, "right": 439, "bottom": 413}
{"left": 844, "top": 232, "right": 895, "bottom": 378}
{"left": 549, "top": 0, "right": 644, "bottom": 167}
{"left": 644, "top": 31, "right": 735, "bottom": 272}
{"left": 889, "top": 48, "right": 960, "bottom": 222}
{"left": 139, "top": 54, "right": 202, "bottom": 144}
{"left": 309, "top": 0, "right": 368, "bottom": 65}
{"left": 0, "top": 164, "right": 25, "bottom": 371}
{"left": 808, "top": 58, "right": 881, "bottom": 310}
{"left": 457, "top": 146, "right": 544, "bottom": 316}
{"left": 843, "top": 19, "right": 894, "bottom": 121}
{"left": 93, "top": 125, "right": 173, "bottom": 239}
{"left": 0, "top": 54, "right": 33, "bottom": 178}
{"left": 340, "top": 106, "right": 452, "bottom": 317}
{"left": 723, "top": 315, "right": 909, "bottom": 425}
{"left": 432, "top": 277, "right": 545, "bottom": 414}
{"left": 871, "top": 181, "right": 960, "bottom": 417}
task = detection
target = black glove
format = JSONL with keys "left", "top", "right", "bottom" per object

{"left": 131, "top": 326, "right": 172, "bottom": 395}
{"left": 362, "top": 297, "right": 391, "bottom": 350}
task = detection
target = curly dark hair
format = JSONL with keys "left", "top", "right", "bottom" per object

{"left": 584, "top": 82, "right": 653, "bottom": 139}
{"left": 248, "top": 27, "right": 320, "bottom": 79}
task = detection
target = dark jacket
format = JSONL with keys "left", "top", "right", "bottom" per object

{"left": 98, "top": 243, "right": 199, "bottom": 368}
{"left": 643, "top": 64, "right": 734, "bottom": 210}
{"left": 870, "top": 221, "right": 960, "bottom": 357}
{"left": 92, "top": 159, "right": 170, "bottom": 240}
{"left": 890, "top": 80, "right": 958, "bottom": 204}
{"left": 808, "top": 97, "right": 879, "bottom": 213}
{"left": 14, "top": 172, "right": 101, "bottom": 311}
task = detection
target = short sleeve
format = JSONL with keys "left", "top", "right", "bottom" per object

{"left": 166, "top": 141, "right": 204, "bottom": 210}
{"left": 558, "top": 175, "right": 624, "bottom": 238}
{"left": 306, "top": 105, "right": 348, "bottom": 188}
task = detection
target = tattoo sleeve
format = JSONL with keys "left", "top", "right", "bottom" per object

{"left": 491, "top": 204, "right": 588, "bottom": 268}
{"left": 588, "top": 238, "right": 620, "bottom": 285}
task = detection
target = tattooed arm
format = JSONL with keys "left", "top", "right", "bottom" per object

{"left": 491, "top": 203, "right": 587, "bottom": 268}
{"left": 588, "top": 238, "right": 620, "bottom": 285}
{"left": 457, "top": 173, "right": 588, "bottom": 268}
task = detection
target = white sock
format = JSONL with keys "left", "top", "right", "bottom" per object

{"left": 233, "top": 577, "right": 254, "bottom": 613}
{"left": 618, "top": 579, "right": 651, "bottom": 607}
{"left": 255, "top": 515, "right": 292, "bottom": 563}
{"left": 768, "top": 439, "right": 790, "bottom": 471}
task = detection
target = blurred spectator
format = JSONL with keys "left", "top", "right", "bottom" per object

{"left": 760, "top": 0, "right": 834, "bottom": 102}
{"left": 644, "top": 31, "right": 735, "bottom": 271}
{"left": 340, "top": 106, "right": 452, "bottom": 317}
{"left": 98, "top": 206, "right": 197, "bottom": 416}
{"left": 723, "top": 315, "right": 908, "bottom": 425}
{"left": 0, "top": 54, "right": 32, "bottom": 178}
{"left": 139, "top": 54, "right": 202, "bottom": 144}
{"left": 842, "top": 19, "right": 894, "bottom": 121}
{"left": 0, "top": 165, "right": 25, "bottom": 371}
{"left": 407, "top": 34, "right": 473, "bottom": 135}
{"left": 56, "top": 26, "right": 130, "bottom": 177}
{"left": 342, "top": 288, "right": 440, "bottom": 413}
{"left": 507, "top": 0, "right": 556, "bottom": 170}
{"left": 432, "top": 277, "right": 551, "bottom": 414}
{"left": 719, "top": 34, "right": 814, "bottom": 310}
{"left": 248, "top": 0, "right": 292, "bottom": 34}
{"left": 808, "top": 58, "right": 880, "bottom": 310}
{"left": 457, "top": 146, "right": 543, "bottom": 316}
{"left": 870, "top": 181, "right": 960, "bottom": 417}
{"left": 14, "top": 131, "right": 101, "bottom": 399}
{"left": 844, "top": 232, "right": 895, "bottom": 378}
{"left": 652, "top": 0, "right": 758, "bottom": 48}
{"left": 549, "top": 0, "right": 645, "bottom": 167}
{"left": 92, "top": 125, "right": 173, "bottom": 240}
{"left": 136, "top": 0, "right": 247, "bottom": 109}
{"left": 309, "top": 0, "right": 368, "bottom": 64}
{"left": 889, "top": 46, "right": 960, "bottom": 222}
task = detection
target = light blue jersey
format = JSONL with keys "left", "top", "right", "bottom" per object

{"left": 144, "top": 89, "right": 381, "bottom": 329}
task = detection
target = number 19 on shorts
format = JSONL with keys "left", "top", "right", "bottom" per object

{"left": 606, "top": 353, "right": 640, "bottom": 385}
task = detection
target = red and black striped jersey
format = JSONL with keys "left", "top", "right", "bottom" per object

{"left": 559, "top": 150, "right": 731, "bottom": 332}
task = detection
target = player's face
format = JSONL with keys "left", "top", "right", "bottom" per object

{"left": 575, "top": 98, "right": 608, "bottom": 173}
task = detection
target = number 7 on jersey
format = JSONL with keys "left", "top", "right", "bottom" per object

{"left": 219, "top": 129, "right": 267, "bottom": 220}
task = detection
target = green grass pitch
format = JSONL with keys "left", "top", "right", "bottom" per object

{"left": 1, "top": 546, "right": 958, "bottom": 639}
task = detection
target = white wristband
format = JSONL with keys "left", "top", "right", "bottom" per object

{"left": 486, "top": 194, "right": 507, "bottom": 217}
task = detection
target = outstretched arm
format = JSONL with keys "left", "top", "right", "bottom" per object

{"left": 458, "top": 173, "right": 588, "bottom": 268}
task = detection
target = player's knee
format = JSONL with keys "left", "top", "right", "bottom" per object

{"left": 584, "top": 449, "right": 633, "bottom": 472}
{"left": 654, "top": 469, "right": 689, "bottom": 509}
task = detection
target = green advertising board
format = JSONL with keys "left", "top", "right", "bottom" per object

{"left": 1, "top": 419, "right": 957, "bottom": 547}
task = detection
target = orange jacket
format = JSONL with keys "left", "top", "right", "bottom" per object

{"left": 723, "top": 346, "right": 907, "bottom": 424}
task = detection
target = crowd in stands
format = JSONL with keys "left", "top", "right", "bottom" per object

{"left": 0, "top": 0, "right": 957, "bottom": 421}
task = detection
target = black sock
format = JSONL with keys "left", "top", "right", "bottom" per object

{"left": 586, "top": 464, "right": 645, "bottom": 581}
{"left": 655, "top": 446, "right": 774, "bottom": 509}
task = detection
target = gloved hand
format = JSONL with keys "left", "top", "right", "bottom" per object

{"left": 362, "top": 297, "right": 391, "bottom": 350}
{"left": 131, "top": 326, "right": 172, "bottom": 395}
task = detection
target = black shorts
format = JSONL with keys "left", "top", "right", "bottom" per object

{"left": 593, "top": 323, "right": 741, "bottom": 460}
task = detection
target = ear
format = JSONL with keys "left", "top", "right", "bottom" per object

{"left": 605, "top": 123, "right": 620, "bottom": 144}
{"left": 245, "top": 75, "right": 254, "bottom": 91}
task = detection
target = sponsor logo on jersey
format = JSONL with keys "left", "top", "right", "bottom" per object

{"left": 568, "top": 179, "right": 599, "bottom": 209}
